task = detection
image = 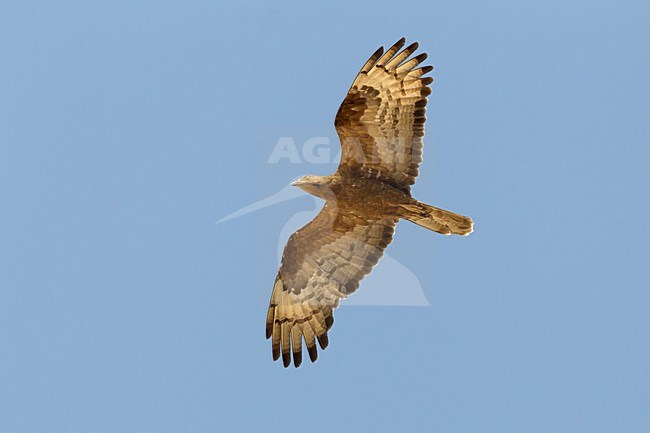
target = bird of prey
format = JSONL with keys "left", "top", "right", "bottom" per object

{"left": 266, "top": 38, "right": 473, "bottom": 367}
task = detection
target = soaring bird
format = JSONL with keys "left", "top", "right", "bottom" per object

{"left": 266, "top": 38, "right": 473, "bottom": 367}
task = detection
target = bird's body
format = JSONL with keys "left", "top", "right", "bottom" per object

{"left": 266, "top": 38, "right": 474, "bottom": 367}
{"left": 293, "top": 169, "right": 472, "bottom": 234}
{"left": 294, "top": 170, "right": 408, "bottom": 217}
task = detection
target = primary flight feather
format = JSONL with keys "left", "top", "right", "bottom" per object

{"left": 266, "top": 38, "right": 473, "bottom": 367}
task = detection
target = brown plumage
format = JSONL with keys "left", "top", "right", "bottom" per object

{"left": 266, "top": 38, "right": 474, "bottom": 368}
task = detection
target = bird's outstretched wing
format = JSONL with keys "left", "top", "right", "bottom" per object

{"left": 266, "top": 203, "right": 397, "bottom": 367}
{"left": 335, "top": 37, "right": 433, "bottom": 193}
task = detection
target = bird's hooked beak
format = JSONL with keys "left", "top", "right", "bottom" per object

{"left": 291, "top": 180, "right": 300, "bottom": 187}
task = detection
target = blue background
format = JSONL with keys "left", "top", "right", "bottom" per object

{"left": 2, "top": 1, "right": 649, "bottom": 432}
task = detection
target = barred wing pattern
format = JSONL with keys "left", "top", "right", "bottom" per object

{"left": 266, "top": 203, "right": 397, "bottom": 367}
{"left": 335, "top": 37, "right": 433, "bottom": 192}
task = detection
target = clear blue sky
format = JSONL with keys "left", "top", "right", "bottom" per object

{"left": 2, "top": 1, "right": 649, "bottom": 432}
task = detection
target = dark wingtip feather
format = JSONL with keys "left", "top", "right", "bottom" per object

{"left": 391, "top": 37, "right": 407, "bottom": 52}
{"left": 272, "top": 345, "right": 280, "bottom": 361}
{"left": 293, "top": 350, "right": 302, "bottom": 368}
{"left": 325, "top": 314, "right": 334, "bottom": 330}
{"left": 266, "top": 322, "right": 273, "bottom": 340}
{"left": 414, "top": 52, "right": 428, "bottom": 64}
{"left": 307, "top": 344, "right": 318, "bottom": 362}
{"left": 265, "top": 306, "right": 274, "bottom": 339}
{"left": 317, "top": 333, "right": 329, "bottom": 350}
{"left": 282, "top": 350, "right": 291, "bottom": 368}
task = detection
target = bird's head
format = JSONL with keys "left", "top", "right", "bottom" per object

{"left": 291, "top": 175, "right": 336, "bottom": 199}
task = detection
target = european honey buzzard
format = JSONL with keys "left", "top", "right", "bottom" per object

{"left": 266, "top": 38, "right": 473, "bottom": 367}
